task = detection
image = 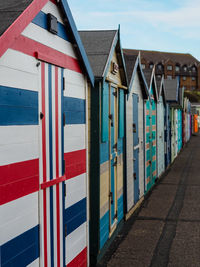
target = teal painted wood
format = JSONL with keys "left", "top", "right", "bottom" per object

{"left": 157, "top": 96, "right": 165, "bottom": 178}
{"left": 101, "top": 82, "right": 109, "bottom": 142}
{"left": 119, "top": 89, "right": 124, "bottom": 138}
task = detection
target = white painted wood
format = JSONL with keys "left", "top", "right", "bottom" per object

{"left": 133, "top": 72, "right": 145, "bottom": 198}
{"left": 0, "top": 49, "right": 38, "bottom": 74}
{"left": 65, "top": 174, "right": 86, "bottom": 208}
{"left": 65, "top": 222, "right": 87, "bottom": 265}
{"left": 64, "top": 124, "right": 86, "bottom": 153}
{"left": 42, "top": 1, "right": 64, "bottom": 24}
{"left": 0, "top": 192, "right": 38, "bottom": 245}
{"left": 0, "top": 126, "right": 39, "bottom": 166}
{"left": 22, "top": 23, "right": 77, "bottom": 59}
{"left": 27, "top": 258, "right": 39, "bottom": 267}
{"left": 64, "top": 69, "right": 85, "bottom": 100}
{"left": 0, "top": 65, "right": 38, "bottom": 92}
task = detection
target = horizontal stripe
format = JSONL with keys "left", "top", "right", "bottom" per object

{"left": 100, "top": 161, "right": 109, "bottom": 175}
{"left": 64, "top": 97, "right": 85, "bottom": 125}
{"left": 0, "top": 86, "right": 38, "bottom": 125}
{"left": 22, "top": 22, "right": 76, "bottom": 59}
{"left": 65, "top": 174, "right": 86, "bottom": 209}
{"left": 64, "top": 69, "right": 85, "bottom": 100}
{"left": 64, "top": 149, "right": 86, "bottom": 179}
{"left": 32, "top": 11, "right": 70, "bottom": 42}
{"left": 1, "top": 225, "right": 39, "bottom": 266}
{"left": 67, "top": 247, "right": 87, "bottom": 267}
{"left": 42, "top": 1, "right": 64, "bottom": 24}
{"left": 0, "top": 159, "right": 39, "bottom": 205}
{"left": 65, "top": 222, "right": 86, "bottom": 265}
{"left": 11, "top": 35, "right": 82, "bottom": 73}
{"left": 41, "top": 175, "right": 66, "bottom": 189}
{"left": 64, "top": 198, "right": 86, "bottom": 236}
{"left": 0, "top": 192, "right": 38, "bottom": 245}
{"left": 100, "top": 201, "right": 109, "bottom": 218}
{"left": 100, "top": 142, "right": 109, "bottom": 164}
{"left": 0, "top": 125, "right": 39, "bottom": 166}
{"left": 64, "top": 124, "right": 86, "bottom": 153}
{"left": 0, "top": 0, "right": 48, "bottom": 57}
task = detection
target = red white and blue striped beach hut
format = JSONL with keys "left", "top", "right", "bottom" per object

{"left": 0, "top": 1, "right": 94, "bottom": 266}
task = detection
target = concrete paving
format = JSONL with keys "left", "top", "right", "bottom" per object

{"left": 98, "top": 134, "right": 200, "bottom": 267}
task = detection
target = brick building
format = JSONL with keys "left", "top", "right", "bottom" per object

{"left": 123, "top": 49, "right": 200, "bottom": 91}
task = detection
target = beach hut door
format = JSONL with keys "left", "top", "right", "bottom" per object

{"left": 39, "top": 62, "right": 65, "bottom": 267}
{"left": 133, "top": 94, "right": 139, "bottom": 204}
{"left": 109, "top": 86, "right": 117, "bottom": 228}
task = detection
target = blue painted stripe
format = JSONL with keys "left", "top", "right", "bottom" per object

{"left": 48, "top": 64, "right": 54, "bottom": 267}
{"left": 117, "top": 194, "right": 124, "bottom": 222}
{"left": 117, "top": 138, "right": 124, "bottom": 155}
{"left": 32, "top": 11, "right": 70, "bottom": 42}
{"left": 63, "top": 97, "right": 85, "bottom": 124}
{"left": 100, "top": 142, "right": 109, "bottom": 164}
{"left": 64, "top": 198, "right": 86, "bottom": 235}
{"left": 0, "top": 86, "right": 38, "bottom": 125}
{"left": 1, "top": 225, "right": 39, "bottom": 267}
{"left": 100, "top": 211, "right": 109, "bottom": 249}
{"left": 61, "top": 68, "right": 66, "bottom": 267}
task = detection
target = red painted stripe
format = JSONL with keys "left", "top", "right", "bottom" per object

{"left": 0, "top": 159, "right": 39, "bottom": 205}
{"left": 41, "top": 62, "right": 48, "bottom": 267}
{"left": 67, "top": 247, "right": 87, "bottom": 267}
{"left": 55, "top": 66, "right": 60, "bottom": 267}
{"left": 0, "top": 0, "right": 48, "bottom": 57}
{"left": 64, "top": 149, "right": 86, "bottom": 179}
{"left": 11, "top": 35, "right": 82, "bottom": 74}
{"left": 41, "top": 175, "right": 66, "bottom": 189}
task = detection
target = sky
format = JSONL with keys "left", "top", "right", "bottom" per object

{"left": 67, "top": 0, "right": 200, "bottom": 61}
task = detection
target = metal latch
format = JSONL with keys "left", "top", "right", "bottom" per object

{"left": 109, "top": 192, "right": 113, "bottom": 204}
{"left": 40, "top": 112, "right": 44, "bottom": 120}
{"left": 112, "top": 91, "right": 117, "bottom": 97}
{"left": 109, "top": 114, "right": 114, "bottom": 127}
{"left": 133, "top": 172, "right": 137, "bottom": 180}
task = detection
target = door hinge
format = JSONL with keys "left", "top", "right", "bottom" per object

{"left": 112, "top": 91, "right": 117, "bottom": 97}
{"left": 133, "top": 172, "right": 137, "bottom": 180}
{"left": 40, "top": 112, "right": 44, "bottom": 120}
{"left": 63, "top": 77, "right": 65, "bottom": 91}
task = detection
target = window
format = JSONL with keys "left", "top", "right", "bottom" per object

{"left": 157, "top": 64, "right": 163, "bottom": 70}
{"left": 183, "top": 76, "right": 186, "bottom": 81}
{"left": 192, "top": 77, "right": 196, "bottom": 81}
{"left": 175, "top": 65, "right": 180, "bottom": 72}
{"left": 183, "top": 66, "right": 187, "bottom": 72}
{"left": 167, "top": 75, "right": 172, "bottom": 80}
{"left": 141, "top": 64, "right": 145, "bottom": 69}
{"left": 167, "top": 65, "right": 172, "bottom": 71}
{"left": 157, "top": 75, "right": 161, "bottom": 79}
{"left": 149, "top": 63, "right": 154, "bottom": 69}
{"left": 192, "top": 66, "right": 197, "bottom": 72}
{"left": 191, "top": 86, "right": 196, "bottom": 91}
{"left": 182, "top": 86, "right": 186, "bottom": 90}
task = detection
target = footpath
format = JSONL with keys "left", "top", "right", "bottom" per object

{"left": 98, "top": 133, "right": 200, "bottom": 267}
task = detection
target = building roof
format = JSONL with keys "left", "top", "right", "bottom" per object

{"left": 0, "top": 0, "right": 94, "bottom": 86}
{"left": 143, "top": 68, "right": 154, "bottom": 89}
{"left": 123, "top": 53, "right": 138, "bottom": 84}
{"left": 79, "top": 30, "right": 117, "bottom": 78}
{"left": 124, "top": 49, "right": 199, "bottom": 66}
{"left": 0, "top": 0, "right": 33, "bottom": 37}
{"left": 123, "top": 51, "right": 148, "bottom": 99}
{"left": 164, "top": 79, "right": 178, "bottom": 102}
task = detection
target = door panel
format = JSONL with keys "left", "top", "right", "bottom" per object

{"left": 133, "top": 94, "right": 139, "bottom": 203}
{"left": 39, "top": 62, "right": 64, "bottom": 267}
{"left": 110, "top": 86, "right": 117, "bottom": 227}
{"left": 133, "top": 94, "right": 139, "bottom": 147}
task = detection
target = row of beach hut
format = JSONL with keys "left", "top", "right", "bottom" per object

{"left": 0, "top": 1, "right": 195, "bottom": 266}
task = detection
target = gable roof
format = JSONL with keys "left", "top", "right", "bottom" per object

{"left": 164, "top": 79, "right": 179, "bottom": 102}
{"left": 143, "top": 67, "right": 158, "bottom": 102}
{"left": 123, "top": 51, "right": 148, "bottom": 99}
{"left": 156, "top": 76, "right": 166, "bottom": 106}
{"left": 79, "top": 29, "right": 128, "bottom": 86}
{"left": 0, "top": 0, "right": 94, "bottom": 86}
{"left": 123, "top": 49, "right": 199, "bottom": 66}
